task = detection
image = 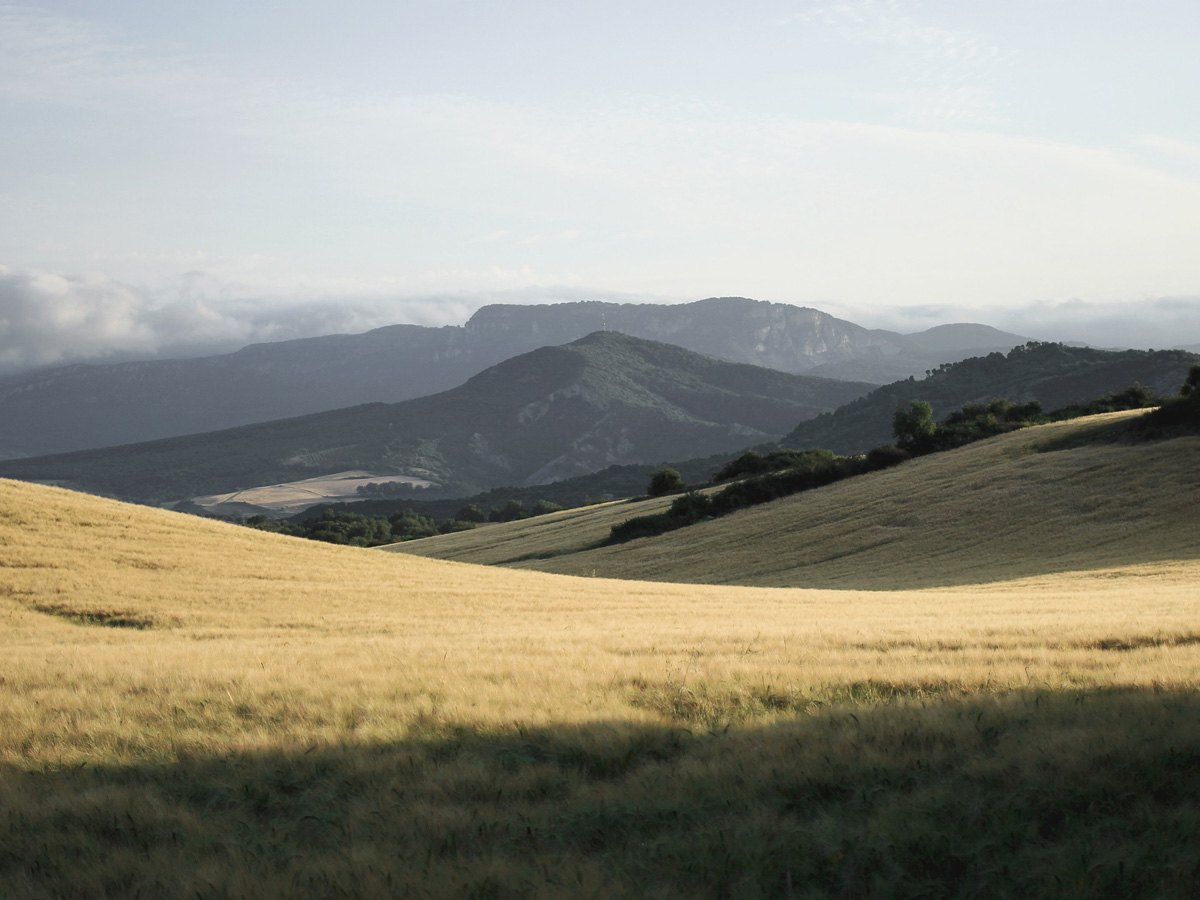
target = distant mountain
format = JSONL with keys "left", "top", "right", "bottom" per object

{"left": 0, "top": 332, "right": 873, "bottom": 506}
{"left": 0, "top": 297, "right": 1024, "bottom": 458}
{"left": 782, "top": 343, "right": 1200, "bottom": 454}
{"left": 805, "top": 322, "right": 1029, "bottom": 383}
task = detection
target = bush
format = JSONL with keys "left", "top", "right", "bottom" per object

{"left": 893, "top": 400, "right": 936, "bottom": 453}
{"left": 489, "top": 500, "right": 527, "bottom": 523}
{"left": 457, "top": 504, "right": 487, "bottom": 523}
{"left": 1134, "top": 367, "right": 1200, "bottom": 433}
{"left": 866, "top": 444, "right": 910, "bottom": 470}
{"left": 1181, "top": 365, "right": 1200, "bottom": 398}
{"left": 714, "top": 451, "right": 768, "bottom": 481}
{"left": 647, "top": 467, "right": 684, "bottom": 497}
{"left": 668, "top": 491, "right": 713, "bottom": 521}
{"left": 714, "top": 448, "right": 836, "bottom": 482}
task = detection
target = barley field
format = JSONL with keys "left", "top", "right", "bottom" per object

{"left": 3, "top": 415, "right": 1199, "bottom": 898}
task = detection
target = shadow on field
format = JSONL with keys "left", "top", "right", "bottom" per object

{"left": 4, "top": 688, "right": 1200, "bottom": 899}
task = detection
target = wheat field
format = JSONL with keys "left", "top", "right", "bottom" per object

{"left": 3, "top": 414, "right": 1200, "bottom": 897}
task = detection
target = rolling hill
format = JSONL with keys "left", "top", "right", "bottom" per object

{"left": 4, "top": 412, "right": 1200, "bottom": 896}
{"left": 0, "top": 331, "right": 872, "bottom": 507}
{"left": 781, "top": 341, "right": 1200, "bottom": 454}
{"left": 390, "top": 410, "right": 1200, "bottom": 589}
{"left": 0, "top": 297, "right": 1025, "bottom": 458}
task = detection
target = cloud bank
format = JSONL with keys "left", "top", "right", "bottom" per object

{"left": 830, "top": 295, "right": 1200, "bottom": 351}
{"left": 0, "top": 266, "right": 674, "bottom": 375}
{"left": 0, "top": 267, "right": 420, "bottom": 373}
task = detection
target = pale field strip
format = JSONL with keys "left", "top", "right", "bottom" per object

{"left": 190, "top": 469, "right": 436, "bottom": 514}
{"left": 395, "top": 411, "right": 1200, "bottom": 590}
{"left": 3, "top": 408, "right": 1200, "bottom": 772}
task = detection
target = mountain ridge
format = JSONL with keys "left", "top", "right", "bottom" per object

{"left": 0, "top": 331, "right": 872, "bottom": 506}
{"left": 0, "top": 297, "right": 1026, "bottom": 458}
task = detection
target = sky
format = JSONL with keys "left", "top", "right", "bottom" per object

{"left": 3, "top": 0, "right": 1200, "bottom": 372}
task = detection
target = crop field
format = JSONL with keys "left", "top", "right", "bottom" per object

{"left": 3, "top": 413, "right": 1200, "bottom": 899}
{"left": 396, "top": 411, "right": 1200, "bottom": 589}
{"left": 190, "top": 469, "right": 438, "bottom": 517}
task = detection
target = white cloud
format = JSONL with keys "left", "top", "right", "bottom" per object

{"left": 0, "top": 265, "right": 678, "bottom": 374}
{"left": 3, "top": 2, "right": 1200, "bottom": 334}
{"left": 829, "top": 294, "right": 1200, "bottom": 350}
{"left": 0, "top": 266, "right": 405, "bottom": 372}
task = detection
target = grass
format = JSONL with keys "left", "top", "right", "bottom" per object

{"left": 3, "top": 423, "right": 1200, "bottom": 897}
{"left": 396, "top": 410, "right": 1200, "bottom": 589}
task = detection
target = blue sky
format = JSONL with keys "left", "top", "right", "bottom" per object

{"left": 2, "top": 1, "right": 1200, "bottom": 370}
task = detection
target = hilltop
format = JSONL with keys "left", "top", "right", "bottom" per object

{"left": 0, "top": 297, "right": 1023, "bottom": 458}
{"left": 392, "top": 410, "right": 1200, "bottom": 589}
{"left": 781, "top": 342, "right": 1200, "bottom": 454}
{"left": 0, "top": 331, "right": 871, "bottom": 507}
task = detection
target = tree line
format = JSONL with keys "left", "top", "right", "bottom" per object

{"left": 610, "top": 374, "right": 1189, "bottom": 545}
{"left": 244, "top": 498, "right": 565, "bottom": 547}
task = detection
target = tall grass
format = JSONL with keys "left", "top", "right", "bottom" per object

{"left": 4, "top": 455, "right": 1200, "bottom": 896}
{"left": 399, "top": 411, "right": 1200, "bottom": 590}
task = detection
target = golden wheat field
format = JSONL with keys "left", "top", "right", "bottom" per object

{"left": 3, "top": 413, "right": 1200, "bottom": 898}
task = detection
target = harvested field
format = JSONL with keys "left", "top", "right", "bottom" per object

{"left": 190, "top": 469, "right": 436, "bottom": 516}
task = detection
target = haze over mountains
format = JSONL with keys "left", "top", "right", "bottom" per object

{"left": 0, "top": 297, "right": 1026, "bottom": 459}
{"left": 0, "top": 332, "right": 871, "bottom": 508}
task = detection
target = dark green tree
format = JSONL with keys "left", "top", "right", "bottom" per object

{"left": 457, "top": 503, "right": 487, "bottom": 523}
{"left": 647, "top": 466, "right": 684, "bottom": 496}
{"left": 893, "top": 400, "right": 935, "bottom": 452}
{"left": 1180, "top": 365, "right": 1200, "bottom": 398}
{"left": 489, "top": 500, "right": 527, "bottom": 522}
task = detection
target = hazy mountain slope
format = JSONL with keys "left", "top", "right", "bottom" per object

{"left": 0, "top": 297, "right": 1018, "bottom": 458}
{"left": 783, "top": 342, "right": 1200, "bottom": 454}
{"left": 804, "top": 322, "right": 1029, "bottom": 383}
{"left": 0, "top": 332, "right": 871, "bottom": 505}
{"left": 394, "top": 410, "right": 1200, "bottom": 589}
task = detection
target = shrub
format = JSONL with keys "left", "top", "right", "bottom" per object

{"left": 489, "top": 500, "right": 527, "bottom": 523}
{"left": 866, "top": 444, "right": 910, "bottom": 470}
{"left": 457, "top": 504, "right": 487, "bottom": 523}
{"left": 1179, "top": 365, "right": 1200, "bottom": 398}
{"left": 668, "top": 491, "right": 713, "bottom": 521}
{"left": 714, "top": 451, "right": 768, "bottom": 481}
{"left": 893, "top": 400, "right": 936, "bottom": 453}
{"left": 647, "top": 467, "right": 684, "bottom": 497}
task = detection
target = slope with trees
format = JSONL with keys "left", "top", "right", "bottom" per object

{"left": 782, "top": 342, "right": 1200, "bottom": 453}
{"left": 0, "top": 332, "right": 872, "bottom": 506}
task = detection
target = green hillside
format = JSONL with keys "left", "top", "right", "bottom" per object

{"left": 0, "top": 332, "right": 871, "bottom": 506}
{"left": 783, "top": 342, "right": 1199, "bottom": 453}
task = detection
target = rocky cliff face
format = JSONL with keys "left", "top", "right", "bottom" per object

{"left": 461, "top": 298, "right": 900, "bottom": 373}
